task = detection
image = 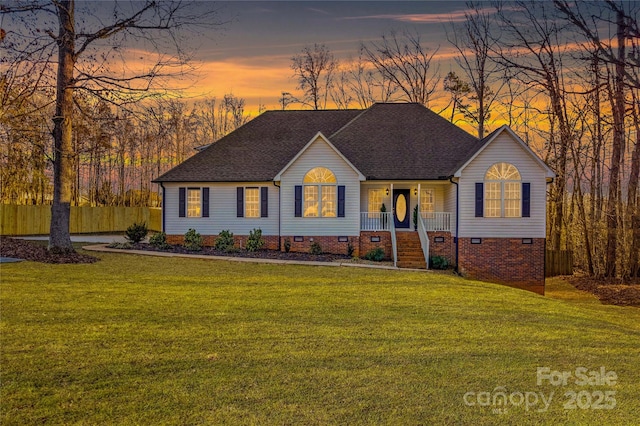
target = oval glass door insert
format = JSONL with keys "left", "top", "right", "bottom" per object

{"left": 396, "top": 194, "right": 407, "bottom": 222}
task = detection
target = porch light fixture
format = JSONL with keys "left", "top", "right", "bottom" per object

{"left": 385, "top": 188, "right": 389, "bottom": 196}
{"left": 414, "top": 188, "right": 418, "bottom": 196}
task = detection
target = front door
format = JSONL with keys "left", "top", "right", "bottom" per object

{"left": 393, "top": 189, "right": 410, "bottom": 228}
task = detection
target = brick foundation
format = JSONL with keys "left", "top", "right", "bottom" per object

{"left": 458, "top": 237, "right": 545, "bottom": 295}
{"left": 359, "top": 231, "right": 393, "bottom": 260}
{"left": 427, "top": 231, "right": 455, "bottom": 265}
{"left": 166, "top": 234, "right": 279, "bottom": 250}
{"left": 280, "top": 235, "right": 360, "bottom": 257}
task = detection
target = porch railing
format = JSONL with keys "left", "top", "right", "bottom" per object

{"left": 417, "top": 211, "right": 430, "bottom": 270}
{"left": 360, "top": 212, "right": 392, "bottom": 231}
{"left": 420, "top": 212, "right": 452, "bottom": 232}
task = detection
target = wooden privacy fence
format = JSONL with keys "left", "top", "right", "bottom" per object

{"left": 0, "top": 205, "right": 161, "bottom": 236}
{"left": 545, "top": 250, "right": 573, "bottom": 276}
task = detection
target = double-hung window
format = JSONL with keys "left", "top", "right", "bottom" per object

{"left": 368, "top": 189, "right": 384, "bottom": 218}
{"left": 484, "top": 162, "right": 521, "bottom": 218}
{"left": 178, "top": 187, "right": 209, "bottom": 218}
{"left": 245, "top": 188, "right": 260, "bottom": 218}
{"left": 237, "top": 187, "right": 268, "bottom": 218}
{"left": 420, "top": 189, "right": 434, "bottom": 217}
{"left": 303, "top": 167, "right": 337, "bottom": 217}
{"left": 187, "top": 189, "right": 201, "bottom": 217}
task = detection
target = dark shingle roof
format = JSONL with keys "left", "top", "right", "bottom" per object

{"left": 154, "top": 109, "right": 362, "bottom": 182}
{"left": 330, "top": 103, "right": 483, "bottom": 180}
{"left": 154, "top": 103, "right": 485, "bottom": 182}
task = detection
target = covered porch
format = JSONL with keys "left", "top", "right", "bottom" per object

{"left": 359, "top": 182, "right": 455, "bottom": 268}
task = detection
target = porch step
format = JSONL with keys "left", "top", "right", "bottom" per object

{"left": 395, "top": 231, "right": 427, "bottom": 269}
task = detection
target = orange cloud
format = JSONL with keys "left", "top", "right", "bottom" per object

{"left": 339, "top": 8, "right": 496, "bottom": 24}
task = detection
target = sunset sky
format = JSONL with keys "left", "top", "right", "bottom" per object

{"left": 185, "top": 1, "right": 472, "bottom": 113}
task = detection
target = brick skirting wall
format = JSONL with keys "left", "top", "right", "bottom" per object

{"left": 359, "top": 231, "right": 393, "bottom": 260}
{"left": 166, "top": 234, "right": 279, "bottom": 250}
{"left": 458, "top": 237, "right": 545, "bottom": 295}
{"left": 427, "top": 231, "right": 455, "bottom": 265}
{"left": 280, "top": 235, "right": 359, "bottom": 257}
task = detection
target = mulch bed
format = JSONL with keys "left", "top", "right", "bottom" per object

{"left": 126, "top": 242, "right": 352, "bottom": 263}
{"left": 567, "top": 276, "right": 640, "bottom": 307}
{"left": 0, "top": 237, "right": 98, "bottom": 264}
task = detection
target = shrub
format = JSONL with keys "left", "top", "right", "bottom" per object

{"left": 347, "top": 242, "right": 355, "bottom": 257}
{"left": 184, "top": 228, "right": 203, "bottom": 251}
{"left": 246, "top": 228, "right": 264, "bottom": 252}
{"left": 283, "top": 238, "right": 291, "bottom": 253}
{"left": 149, "top": 232, "right": 170, "bottom": 249}
{"left": 364, "top": 247, "right": 385, "bottom": 261}
{"left": 215, "top": 230, "right": 235, "bottom": 252}
{"left": 124, "top": 222, "right": 148, "bottom": 243}
{"left": 429, "top": 255, "right": 450, "bottom": 270}
{"left": 309, "top": 241, "right": 322, "bottom": 255}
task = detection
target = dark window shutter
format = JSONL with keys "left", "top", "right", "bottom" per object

{"left": 475, "top": 183, "right": 483, "bottom": 217}
{"left": 295, "top": 185, "right": 302, "bottom": 217}
{"left": 179, "top": 187, "right": 186, "bottom": 217}
{"left": 337, "top": 185, "right": 345, "bottom": 217}
{"left": 261, "top": 187, "right": 268, "bottom": 217}
{"left": 202, "top": 187, "right": 209, "bottom": 217}
{"left": 522, "top": 183, "right": 530, "bottom": 218}
{"left": 237, "top": 187, "right": 244, "bottom": 218}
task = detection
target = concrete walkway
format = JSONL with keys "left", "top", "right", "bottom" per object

{"left": 82, "top": 244, "right": 425, "bottom": 271}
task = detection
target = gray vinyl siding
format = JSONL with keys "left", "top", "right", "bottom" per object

{"left": 458, "top": 133, "right": 548, "bottom": 238}
{"left": 443, "top": 183, "right": 457, "bottom": 235}
{"left": 163, "top": 182, "right": 279, "bottom": 236}
{"left": 280, "top": 136, "right": 361, "bottom": 236}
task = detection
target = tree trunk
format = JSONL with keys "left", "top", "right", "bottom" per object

{"left": 628, "top": 92, "right": 640, "bottom": 277}
{"left": 604, "top": 9, "right": 626, "bottom": 278}
{"left": 49, "top": 0, "right": 75, "bottom": 252}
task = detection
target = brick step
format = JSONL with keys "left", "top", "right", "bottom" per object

{"left": 397, "top": 254, "right": 425, "bottom": 261}
{"left": 397, "top": 261, "right": 427, "bottom": 269}
{"left": 397, "top": 245, "right": 422, "bottom": 250}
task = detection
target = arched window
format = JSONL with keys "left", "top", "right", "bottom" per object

{"left": 484, "top": 162, "right": 521, "bottom": 217}
{"left": 303, "top": 167, "right": 337, "bottom": 217}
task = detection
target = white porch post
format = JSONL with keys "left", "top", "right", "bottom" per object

{"left": 417, "top": 183, "right": 421, "bottom": 216}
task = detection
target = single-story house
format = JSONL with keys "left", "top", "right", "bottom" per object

{"left": 154, "top": 103, "right": 555, "bottom": 294}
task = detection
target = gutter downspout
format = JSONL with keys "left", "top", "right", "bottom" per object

{"left": 448, "top": 176, "right": 459, "bottom": 273}
{"left": 273, "top": 181, "right": 281, "bottom": 251}
{"left": 159, "top": 182, "right": 166, "bottom": 233}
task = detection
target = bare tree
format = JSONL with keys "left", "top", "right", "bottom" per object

{"left": 443, "top": 71, "right": 471, "bottom": 123}
{"left": 447, "top": 1, "right": 504, "bottom": 138}
{"left": 492, "top": 1, "right": 573, "bottom": 253}
{"left": 1, "top": 0, "right": 223, "bottom": 251}
{"left": 345, "top": 47, "right": 397, "bottom": 108}
{"left": 362, "top": 30, "right": 441, "bottom": 107}
{"left": 291, "top": 44, "right": 337, "bottom": 110}
{"left": 554, "top": 0, "right": 640, "bottom": 277}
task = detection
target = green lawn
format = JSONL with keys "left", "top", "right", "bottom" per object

{"left": 1, "top": 251, "right": 639, "bottom": 425}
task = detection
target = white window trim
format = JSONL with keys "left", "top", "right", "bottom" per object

{"left": 245, "top": 187, "right": 260, "bottom": 218}
{"left": 484, "top": 163, "right": 521, "bottom": 218}
{"left": 187, "top": 188, "right": 201, "bottom": 218}
{"left": 303, "top": 167, "right": 337, "bottom": 218}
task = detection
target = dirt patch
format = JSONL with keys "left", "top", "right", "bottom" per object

{"left": 124, "top": 242, "right": 353, "bottom": 263}
{"left": 567, "top": 276, "right": 640, "bottom": 307}
{"left": 0, "top": 237, "right": 98, "bottom": 264}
